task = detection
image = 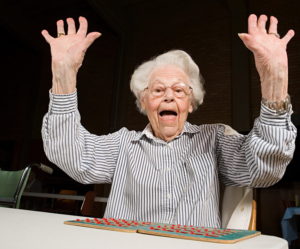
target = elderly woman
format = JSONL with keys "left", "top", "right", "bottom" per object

{"left": 41, "top": 14, "right": 296, "bottom": 227}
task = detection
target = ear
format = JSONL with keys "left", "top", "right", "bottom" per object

{"left": 188, "top": 102, "right": 193, "bottom": 113}
{"left": 140, "top": 94, "right": 146, "bottom": 113}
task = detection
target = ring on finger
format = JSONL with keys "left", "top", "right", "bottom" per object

{"left": 269, "top": 32, "right": 280, "bottom": 38}
{"left": 58, "top": 33, "right": 65, "bottom": 37}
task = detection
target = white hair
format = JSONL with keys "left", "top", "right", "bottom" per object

{"left": 130, "top": 50, "right": 205, "bottom": 113}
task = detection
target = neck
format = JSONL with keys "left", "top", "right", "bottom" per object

{"left": 150, "top": 125, "right": 184, "bottom": 142}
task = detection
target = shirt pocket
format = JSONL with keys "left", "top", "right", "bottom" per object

{"left": 184, "top": 152, "right": 218, "bottom": 202}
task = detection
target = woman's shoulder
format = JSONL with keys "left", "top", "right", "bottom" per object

{"left": 185, "top": 122, "right": 240, "bottom": 136}
{"left": 185, "top": 122, "right": 223, "bottom": 132}
{"left": 109, "top": 127, "right": 143, "bottom": 140}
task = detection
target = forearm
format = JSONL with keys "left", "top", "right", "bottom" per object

{"left": 259, "top": 62, "right": 288, "bottom": 102}
{"left": 42, "top": 92, "right": 116, "bottom": 184}
{"left": 51, "top": 62, "right": 77, "bottom": 94}
{"left": 246, "top": 104, "right": 296, "bottom": 187}
{"left": 218, "top": 105, "right": 296, "bottom": 187}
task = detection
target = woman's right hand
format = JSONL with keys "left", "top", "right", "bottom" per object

{"left": 41, "top": 17, "right": 101, "bottom": 94}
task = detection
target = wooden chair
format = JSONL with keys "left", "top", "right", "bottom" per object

{"left": 53, "top": 189, "right": 79, "bottom": 214}
{"left": 81, "top": 191, "right": 96, "bottom": 216}
{"left": 221, "top": 186, "right": 256, "bottom": 230}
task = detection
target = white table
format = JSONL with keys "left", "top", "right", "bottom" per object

{"left": 0, "top": 207, "right": 288, "bottom": 249}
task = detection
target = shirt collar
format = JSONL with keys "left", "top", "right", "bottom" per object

{"left": 132, "top": 121, "right": 201, "bottom": 142}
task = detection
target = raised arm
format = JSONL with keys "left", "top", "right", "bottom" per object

{"left": 41, "top": 18, "right": 120, "bottom": 184}
{"left": 41, "top": 17, "right": 101, "bottom": 94}
{"left": 217, "top": 15, "right": 296, "bottom": 187}
{"left": 238, "top": 14, "right": 294, "bottom": 104}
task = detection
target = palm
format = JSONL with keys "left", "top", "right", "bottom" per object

{"left": 50, "top": 34, "right": 86, "bottom": 68}
{"left": 239, "top": 15, "right": 294, "bottom": 77}
{"left": 42, "top": 17, "right": 101, "bottom": 71}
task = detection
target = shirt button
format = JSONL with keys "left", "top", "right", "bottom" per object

{"left": 167, "top": 194, "right": 172, "bottom": 199}
{"left": 167, "top": 167, "right": 171, "bottom": 171}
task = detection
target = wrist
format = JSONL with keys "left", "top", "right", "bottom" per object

{"left": 261, "top": 95, "right": 291, "bottom": 114}
{"left": 52, "top": 74, "right": 76, "bottom": 95}
{"left": 51, "top": 83, "right": 76, "bottom": 94}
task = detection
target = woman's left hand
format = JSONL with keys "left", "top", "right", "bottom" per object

{"left": 238, "top": 14, "right": 295, "bottom": 102}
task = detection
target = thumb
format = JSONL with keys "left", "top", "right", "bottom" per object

{"left": 41, "top": 30, "right": 54, "bottom": 44}
{"left": 238, "top": 33, "right": 255, "bottom": 51}
{"left": 83, "top": 32, "right": 102, "bottom": 50}
{"left": 281, "top": 29, "right": 295, "bottom": 45}
{"left": 238, "top": 33, "right": 251, "bottom": 43}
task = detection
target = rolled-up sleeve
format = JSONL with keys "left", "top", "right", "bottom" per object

{"left": 42, "top": 91, "right": 123, "bottom": 184}
{"left": 217, "top": 103, "right": 297, "bottom": 187}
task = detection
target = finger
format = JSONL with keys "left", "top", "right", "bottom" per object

{"left": 268, "top": 16, "right": 278, "bottom": 34}
{"left": 77, "top": 16, "right": 88, "bottom": 37}
{"left": 281, "top": 29, "right": 295, "bottom": 45}
{"left": 67, "top": 18, "right": 76, "bottom": 35}
{"left": 41, "top": 30, "right": 54, "bottom": 43}
{"left": 56, "top": 20, "right": 65, "bottom": 37}
{"left": 257, "top": 14, "right": 268, "bottom": 32}
{"left": 83, "top": 32, "right": 101, "bottom": 49}
{"left": 248, "top": 14, "right": 258, "bottom": 34}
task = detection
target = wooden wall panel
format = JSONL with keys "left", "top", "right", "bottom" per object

{"left": 119, "top": 1, "right": 232, "bottom": 131}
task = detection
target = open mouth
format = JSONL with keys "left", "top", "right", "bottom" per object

{"left": 159, "top": 110, "right": 178, "bottom": 116}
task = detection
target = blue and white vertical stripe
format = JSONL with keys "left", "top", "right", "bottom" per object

{"left": 42, "top": 91, "right": 296, "bottom": 227}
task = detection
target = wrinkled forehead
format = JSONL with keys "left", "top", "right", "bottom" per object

{"left": 148, "top": 65, "right": 190, "bottom": 86}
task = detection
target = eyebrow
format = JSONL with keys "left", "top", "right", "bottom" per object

{"left": 150, "top": 78, "right": 185, "bottom": 85}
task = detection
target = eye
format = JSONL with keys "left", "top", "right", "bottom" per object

{"left": 175, "top": 88, "right": 184, "bottom": 93}
{"left": 173, "top": 87, "right": 185, "bottom": 94}
{"left": 153, "top": 87, "right": 164, "bottom": 94}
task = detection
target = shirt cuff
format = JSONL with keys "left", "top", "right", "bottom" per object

{"left": 48, "top": 90, "right": 78, "bottom": 114}
{"left": 259, "top": 102, "right": 293, "bottom": 127}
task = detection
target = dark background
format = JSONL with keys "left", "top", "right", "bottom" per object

{"left": 0, "top": 0, "right": 299, "bottom": 237}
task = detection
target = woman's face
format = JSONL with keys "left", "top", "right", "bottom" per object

{"left": 141, "top": 65, "right": 193, "bottom": 142}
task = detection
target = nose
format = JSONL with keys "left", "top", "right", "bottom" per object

{"left": 163, "top": 87, "right": 175, "bottom": 102}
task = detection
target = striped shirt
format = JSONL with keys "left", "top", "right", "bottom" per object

{"left": 42, "top": 91, "right": 296, "bottom": 227}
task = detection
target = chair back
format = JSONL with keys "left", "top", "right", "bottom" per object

{"left": 221, "top": 185, "right": 256, "bottom": 230}
{"left": 0, "top": 167, "right": 31, "bottom": 208}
